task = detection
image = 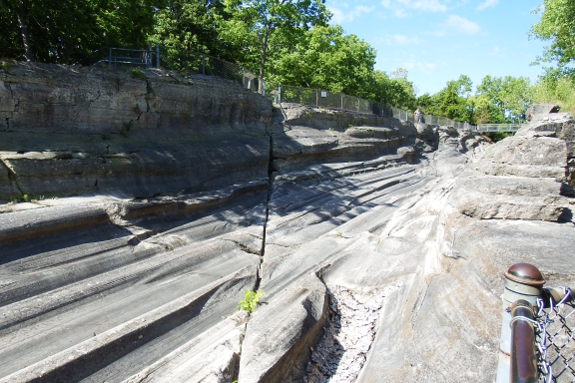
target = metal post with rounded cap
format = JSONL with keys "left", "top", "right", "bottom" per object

{"left": 496, "top": 263, "right": 545, "bottom": 383}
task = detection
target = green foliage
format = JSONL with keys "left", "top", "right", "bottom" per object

{"left": 128, "top": 69, "right": 146, "bottom": 80}
{"left": 21, "top": 193, "right": 28, "bottom": 202}
{"left": 237, "top": 289, "right": 265, "bottom": 313}
{"left": 476, "top": 75, "right": 531, "bottom": 123}
{"left": 222, "top": 0, "right": 330, "bottom": 82}
{"left": 120, "top": 121, "right": 132, "bottom": 137}
{"left": 530, "top": 72, "right": 575, "bottom": 115}
{"left": 0, "top": 0, "right": 165, "bottom": 64}
{"left": 530, "top": 0, "right": 575, "bottom": 68}
{"left": 0, "top": 61, "right": 12, "bottom": 72}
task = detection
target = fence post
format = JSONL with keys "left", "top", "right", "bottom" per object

{"left": 341, "top": 94, "right": 344, "bottom": 110}
{"left": 315, "top": 90, "right": 318, "bottom": 107}
{"left": 148, "top": 43, "right": 152, "bottom": 68}
{"left": 262, "top": 78, "right": 265, "bottom": 96}
{"left": 156, "top": 44, "right": 160, "bottom": 68}
{"left": 201, "top": 53, "right": 205, "bottom": 75}
{"left": 278, "top": 83, "right": 281, "bottom": 104}
{"left": 496, "top": 263, "right": 545, "bottom": 383}
{"left": 357, "top": 98, "right": 360, "bottom": 113}
{"left": 108, "top": 47, "right": 112, "bottom": 66}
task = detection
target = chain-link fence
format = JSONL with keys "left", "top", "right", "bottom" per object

{"left": 92, "top": 47, "right": 488, "bottom": 130}
{"left": 93, "top": 45, "right": 263, "bottom": 95}
{"left": 272, "top": 83, "right": 475, "bottom": 129}
{"left": 158, "top": 49, "right": 263, "bottom": 93}
{"left": 536, "top": 289, "right": 575, "bottom": 382}
{"left": 497, "top": 264, "right": 575, "bottom": 383}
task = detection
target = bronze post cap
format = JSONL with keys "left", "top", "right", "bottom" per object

{"left": 504, "top": 263, "right": 545, "bottom": 287}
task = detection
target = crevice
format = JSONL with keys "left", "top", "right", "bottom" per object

{"left": 303, "top": 284, "right": 389, "bottom": 383}
{"left": 255, "top": 127, "right": 274, "bottom": 292}
{"left": 1, "top": 158, "right": 24, "bottom": 197}
{"left": 88, "top": 91, "right": 101, "bottom": 108}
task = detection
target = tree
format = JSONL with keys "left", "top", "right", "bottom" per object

{"left": 530, "top": 0, "right": 575, "bottom": 69}
{"left": 270, "top": 25, "right": 375, "bottom": 95}
{"left": 422, "top": 75, "right": 474, "bottom": 123}
{"left": 150, "top": 0, "right": 235, "bottom": 71}
{"left": 222, "top": 0, "right": 330, "bottom": 92}
{"left": 0, "top": 0, "right": 163, "bottom": 64}
{"left": 476, "top": 75, "right": 531, "bottom": 122}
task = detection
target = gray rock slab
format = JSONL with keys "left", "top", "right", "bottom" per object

{"left": 239, "top": 272, "right": 327, "bottom": 383}
{"left": 450, "top": 175, "right": 568, "bottom": 221}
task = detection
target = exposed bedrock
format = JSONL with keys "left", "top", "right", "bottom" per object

{"left": 1, "top": 62, "right": 574, "bottom": 383}
{"left": 0, "top": 62, "right": 272, "bottom": 201}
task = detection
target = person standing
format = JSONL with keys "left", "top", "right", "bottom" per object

{"left": 414, "top": 108, "right": 421, "bottom": 123}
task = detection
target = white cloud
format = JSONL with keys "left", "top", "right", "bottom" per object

{"left": 477, "top": 0, "right": 498, "bottom": 10}
{"left": 381, "top": 0, "right": 447, "bottom": 18}
{"left": 329, "top": 5, "right": 374, "bottom": 23}
{"left": 390, "top": 34, "right": 422, "bottom": 45}
{"left": 402, "top": 61, "right": 437, "bottom": 74}
{"left": 443, "top": 15, "right": 481, "bottom": 34}
{"left": 488, "top": 46, "right": 505, "bottom": 57}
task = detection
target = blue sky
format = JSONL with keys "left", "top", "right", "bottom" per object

{"left": 326, "top": 0, "right": 549, "bottom": 95}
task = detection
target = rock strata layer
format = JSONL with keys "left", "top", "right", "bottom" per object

{"left": 1, "top": 62, "right": 574, "bottom": 383}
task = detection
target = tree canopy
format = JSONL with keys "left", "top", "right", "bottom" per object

{"left": 0, "top": 0, "right": 163, "bottom": 64}
{"left": 530, "top": 0, "right": 575, "bottom": 70}
{"left": 2, "top": 0, "right": 573, "bottom": 117}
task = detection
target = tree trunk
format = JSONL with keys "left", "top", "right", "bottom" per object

{"left": 258, "top": 24, "right": 271, "bottom": 94}
{"left": 16, "top": 1, "right": 33, "bottom": 61}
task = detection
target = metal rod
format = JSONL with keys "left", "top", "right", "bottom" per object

{"left": 148, "top": 43, "right": 152, "bottom": 68}
{"left": 202, "top": 53, "right": 205, "bottom": 75}
{"left": 156, "top": 44, "right": 160, "bottom": 68}
{"left": 278, "top": 83, "right": 281, "bottom": 104}
{"left": 510, "top": 300, "right": 538, "bottom": 383}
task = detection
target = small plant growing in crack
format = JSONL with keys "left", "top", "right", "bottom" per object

{"left": 21, "top": 194, "right": 29, "bottom": 202}
{"left": 121, "top": 121, "right": 132, "bottom": 137}
{"left": 237, "top": 289, "right": 265, "bottom": 313}
{"left": 127, "top": 68, "right": 146, "bottom": 80}
{"left": 1, "top": 61, "right": 13, "bottom": 73}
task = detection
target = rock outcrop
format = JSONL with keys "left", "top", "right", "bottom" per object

{"left": 1, "top": 61, "right": 574, "bottom": 383}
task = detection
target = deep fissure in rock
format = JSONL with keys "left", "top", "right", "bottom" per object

{"left": 304, "top": 285, "right": 391, "bottom": 382}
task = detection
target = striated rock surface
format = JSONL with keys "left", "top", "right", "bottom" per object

{"left": 1, "top": 62, "right": 574, "bottom": 383}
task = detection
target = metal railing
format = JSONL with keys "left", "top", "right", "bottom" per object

{"left": 92, "top": 48, "right": 523, "bottom": 132}
{"left": 271, "top": 83, "right": 477, "bottom": 130}
{"left": 93, "top": 46, "right": 155, "bottom": 68}
{"left": 497, "top": 263, "right": 575, "bottom": 383}
{"left": 477, "top": 124, "right": 522, "bottom": 133}
{"left": 93, "top": 46, "right": 264, "bottom": 95}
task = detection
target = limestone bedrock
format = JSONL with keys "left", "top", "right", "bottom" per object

{"left": 0, "top": 62, "right": 573, "bottom": 383}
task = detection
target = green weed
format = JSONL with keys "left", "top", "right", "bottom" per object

{"left": 121, "top": 121, "right": 132, "bottom": 137}
{"left": 237, "top": 290, "right": 265, "bottom": 313}
{"left": 0, "top": 62, "right": 12, "bottom": 73}
{"left": 128, "top": 69, "right": 146, "bottom": 80}
{"left": 21, "top": 194, "right": 29, "bottom": 202}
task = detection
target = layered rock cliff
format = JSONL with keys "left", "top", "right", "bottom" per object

{"left": 0, "top": 62, "right": 573, "bottom": 383}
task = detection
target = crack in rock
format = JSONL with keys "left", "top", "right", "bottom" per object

{"left": 304, "top": 285, "right": 399, "bottom": 383}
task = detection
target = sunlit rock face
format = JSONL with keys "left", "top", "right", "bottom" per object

{"left": 1, "top": 62, "right": 574, "bottom": 383}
